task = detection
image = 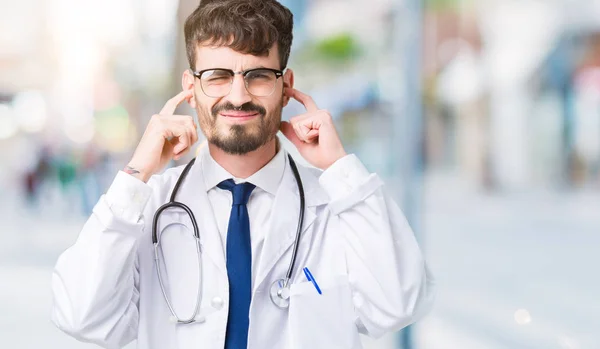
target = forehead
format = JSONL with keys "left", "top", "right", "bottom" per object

{"left": 195, "top": 44, "right": 280, "bottom": 70}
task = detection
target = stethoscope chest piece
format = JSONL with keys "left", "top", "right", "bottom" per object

{"left": 269, "top": 279, "right": 291, "bottom": 308}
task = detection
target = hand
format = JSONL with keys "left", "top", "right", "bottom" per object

{"left": 126, "top": 89, "right": 198, "bottom": 182}
{"left": 280, "top": 88, "right": 347, "bottom": 170}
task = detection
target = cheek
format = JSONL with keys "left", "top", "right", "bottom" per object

{"left": 194, "top": 99, "right": 219, "bottom": 137}
{"left": 262, "top": 96, "right": 283, "bottom": 114}
{"left": 194, "top": 95, "right": 215, "bottom": 117}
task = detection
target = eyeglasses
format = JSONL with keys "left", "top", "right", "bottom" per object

{"left": 192, "top": 68, "right": 284, "bottom": 98}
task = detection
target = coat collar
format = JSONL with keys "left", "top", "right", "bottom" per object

{"left": 200, "top": 142, "right": 286, "bottom": 196}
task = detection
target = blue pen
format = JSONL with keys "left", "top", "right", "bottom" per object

{"left": 303, "top": 267, "right": 322, "bottom": 295}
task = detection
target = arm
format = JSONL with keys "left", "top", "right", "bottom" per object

{"left": 279, "top": 88, "right": 434, "bottom": 337}
{"left": 52, "top": 89, "right": 198, "bottom": 348}
{"left": 320, "top": 155, "right": 435, "bottom": 338}
{"left": 51, "top": 172, "right": 153, "bottom": 349}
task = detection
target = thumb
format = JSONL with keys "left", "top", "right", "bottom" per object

{"left": 280, "top": 121, "right": 304, "bottom": 148}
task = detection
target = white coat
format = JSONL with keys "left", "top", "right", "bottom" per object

{"left": 51, "top": 149, "right": 435, "bottom": 349}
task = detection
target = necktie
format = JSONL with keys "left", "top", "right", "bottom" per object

{"left": 217, "top": 179, "right": 256, "bottom": 349}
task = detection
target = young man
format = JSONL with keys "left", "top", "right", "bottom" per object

{"left": 51, "top": 1, "right": 435, "bottom": 348}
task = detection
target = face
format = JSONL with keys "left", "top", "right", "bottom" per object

{"left": 182, "top": 44, "right": 294, "bottom": 155}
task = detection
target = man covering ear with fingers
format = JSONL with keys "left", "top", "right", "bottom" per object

{"left": 51, "top": 1, "right": 435, "bottom": 348}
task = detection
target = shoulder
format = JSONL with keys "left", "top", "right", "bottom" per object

{"left": 291, "top": 159, "right": 330, "bottom": 207}
{"left": 295, "top": 161, "right": 322, "bottom": 180}
{"left": 148, "top": 163, "right": 189, "bottom": 189}
{"left": 287, "top": 156, "right": 321, "bottom": 186}
{"left": 144, "top": 162, "right": 194, "bottom": 206}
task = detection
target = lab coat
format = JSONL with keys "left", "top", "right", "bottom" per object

{"left": 51, "top": 149, "right": 435, "bottom": 349}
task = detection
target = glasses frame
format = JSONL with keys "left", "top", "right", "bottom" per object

{"left": 192, "top": 67, "right": 284, "bottom": 98}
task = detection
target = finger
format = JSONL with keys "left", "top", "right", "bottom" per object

{"left": 305, "top": 129, "right": 319, "bottom": 143}
{"left": 292, "top": 115, "right": 322, "bottom": 142}
{"left": 292, "top": 122, "right": 309, "bottom": 143}
{"left": 173, "top": 138, "right": 189, "bottom": 156}
{"left": 174, "top": 147, "right": 191, "bottom": 160}
{"left": 162, "top": 120, "right": 186, "bottom": 139}
{"left": 170, "top": 114, "right": 195, "bottom": 123}
{"left": 167, "top": 120, "right": 195, "bottom": 156}
{"left": 296, "top": 122, "right": 318, "bottom": 144}
{"left": 289, "top": 112, "right": 313, "bottom": 125}
{"left": 187, "top": 118, "right": 199, "bottom": 145}
{"left": 167, "top": 115, "right": 197, "bottom": 145}
{"left": 280, "top": 121, "right": 305, "bottom": 148}
{"left": 286, "top": 88, "right": 318, "bottom": 113}
{"left": 174, "top": 116, "right": 198, "bottom": 146}
{"left": 166, "top": 125, "right": 189, "bottom": 155}
{"left": 299, "top": 124, "right": 319, "bottom": 143}
{"left": 160, "top": 90, "right": 194, "bottom": 115}
{"left": 170, "top": 115, "right": 196, "bottom": 130}
{"left": 190, "top": 124, "right": 199, "bottom": 145}
{"left": 178, "top": 128, "right": 193, "bottom": 155}
{"left": 186, "top": 125, "right": 197, "bottom": 150}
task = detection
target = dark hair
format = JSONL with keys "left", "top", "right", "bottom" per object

{"left": 184, "top": 0, "right": 294, "bottom": 71}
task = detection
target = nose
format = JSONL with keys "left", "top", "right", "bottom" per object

{"left": 225, "top": 74, "right": 252, "bottom": 107}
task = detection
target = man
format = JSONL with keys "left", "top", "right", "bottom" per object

{"left": 51, "top": 1, "right": 435, "bottom": 348}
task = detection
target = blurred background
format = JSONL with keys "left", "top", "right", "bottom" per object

{"left": 1, "top": 0, "right": 599, "bottom": 348}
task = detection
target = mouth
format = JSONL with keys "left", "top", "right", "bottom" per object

{"left": 219, "top": 111, "right": 260, "bottom": 122}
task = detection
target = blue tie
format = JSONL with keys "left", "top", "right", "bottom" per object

{"left": 218, "top": 179, "right": 255, "bottom": 349}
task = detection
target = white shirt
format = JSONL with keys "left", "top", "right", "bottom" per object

{"left": 201, "top": 146, "right": 286, "bottom": 288}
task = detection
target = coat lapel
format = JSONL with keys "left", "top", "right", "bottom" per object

{"left": 253, "top": 154, "right": 329, "bottom": 292}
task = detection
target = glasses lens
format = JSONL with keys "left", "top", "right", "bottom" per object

{"left": 245, "top": 69, "right": 277, "bottom": 97}
{"left": 200, "top": 69, "right": 233, "bottom": 97}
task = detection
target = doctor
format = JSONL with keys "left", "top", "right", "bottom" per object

{"left": 51, "top": 0, "right": 434, "bottom": 348}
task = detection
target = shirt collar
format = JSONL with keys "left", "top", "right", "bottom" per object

{"left": 200, "top": 139, "right": 286, "bottom": 196}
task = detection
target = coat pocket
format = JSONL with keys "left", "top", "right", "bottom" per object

{"left": 288, "top": 275, "right": 361, "bottom": 349}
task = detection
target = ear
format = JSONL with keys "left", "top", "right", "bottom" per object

{"left": 182, "top": 69, "right": 197, "bottom": 108}
{"left": 282, "top": 68, "right": 294, "bottom": 107}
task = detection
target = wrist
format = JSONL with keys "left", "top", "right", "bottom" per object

{"left": 324, "top": 151, "right": 348, "bottom": 170}
{"left": 124, "top": 165, "right": 151, "bottom": 183}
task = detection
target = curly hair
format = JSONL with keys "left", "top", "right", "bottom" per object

{"left": 184, "top": 0, "right": 294, "bottom": 71}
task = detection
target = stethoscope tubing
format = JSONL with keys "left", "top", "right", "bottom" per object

{"left": 282, "top": 154, "right": 305, "bottom": 289}
{"left": 152, "top": 153, "right": 305, "bottom": 322}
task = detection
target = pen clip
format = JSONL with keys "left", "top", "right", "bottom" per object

{"left": 303, "top": 267, "right": 322, "bottom": 295}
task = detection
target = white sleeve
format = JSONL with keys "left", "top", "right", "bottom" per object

{"left": 51, "top": 171, "right": 153, "bottom": 349}
{"left": 320, "top": 155, "right": 436, "bottom": 338}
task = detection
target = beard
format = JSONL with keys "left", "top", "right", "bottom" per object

{"left": 198, "top": 99, "right": 282, "bottom": 155}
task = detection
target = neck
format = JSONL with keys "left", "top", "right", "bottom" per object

{"left": 208, "top": 138, "right": 279, "bottom": 179}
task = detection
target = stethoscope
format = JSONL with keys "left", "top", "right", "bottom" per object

{"left": 152, "top": 154, "right": 305, "bottom": 324}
